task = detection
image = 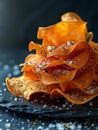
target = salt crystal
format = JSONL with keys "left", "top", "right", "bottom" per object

{"left": 28, "top": 128, "right": 32, "bottom": 130}
{"left": 68, "top": 60, "right": 73, "bottom": 64}
{"left": 66, "top": 41, "right": 71, "bottom": 46}
{"left": 13, "top": 64, "right": 19, "bottom": 70}
{"left": 62, "top": 104, "right": 66, "bottom": 107}
{"left": 5, "top": 123, "right": 11, "bottom": 128}
{"left": 95, "top": 126, "right": 98, "bottom": 130}
{"left": 7, "top": 73, "right": 12, "bottom": 77}
{"left": 59, "top": 107, "right": 62, "bottom": 110}
{"left": 13, "top": 70, "right": 20, "bottom": 76}
{"left": 14, "top": 97, "right": 17, "bottom": 101}
{"left": 2, "top": 82, "right": 6, "bottom": 86}
{"left": 21, "top": 127, "right": 25, "bottom": 130}
{"left": 6, "top": 119, "right": 9, "bottom": 122}
{"left": 66, "top": 107, "right": 69, "bottom": 110}
{"left": 3, "top": 65, "right": 10, "bottom": 70}
{"left": 52, "top": 105, "right": 54, "bottom": 108}
{"left": 48, "top": 123, "right": 55, "bottom": 128}
{"left": 3, "top": 88, "right": 7, "bottom": 91}
{"left": 89, "top": 89, "right": 95, "bottom": 94}
{"left": 21, "top": 121, "right": 24, "bottom": 124}
{"left": 36, "top": 67, "right": 40, "bottom": 72}
{"left": 34, "top": 99, "right": 38, "bottom": 102}
{"left": 70, "top": 124, "right": 76, "bottom": 130}
{"left": 43, "top": 104, "right": 47, "bottom": 108}
{"left": 77, "top": 124, "right": 82, "bottom": 129}
{"left": 69, "top": 104, "right": 72, "bottom": 108}
{"left": 55, "top": 106, "right": 58, "bottom": 109}
{"left": 47, "top": 46, "right": 52, "bottom": 51}
{"left": 0, "top": 119, "right": 2, "bottom": 122}
{"left": 27, "top": 119, "right": 30, "bottom": 123}
{"left": 91, "top": 123, "right": 94, "bottom": 127}
{"left": 10, "top": 97, "right": 13, "bottom": 100}
{"left": 56, "top": 123, "right": 64, "bottom": 130}
{"left": 41, "top": 62, "right": 47, "bottom": 67}
{"left": 89, "top": 102, "right": 93, "bottom": 106}
{"left": 42, "top": 122, "right": 45, "bottom": 126}
{"left": 11, "top": 118, "right": 14, "bottom": 122}
{"left": 5, "top": 109, "right": 8, "bottom": 113}
{"left": 37, "top": 126, "right": 43, "bottom": 130}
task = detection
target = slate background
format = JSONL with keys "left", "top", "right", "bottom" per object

{"left": 0, "top": 0, "right": 98, "bottom": 49}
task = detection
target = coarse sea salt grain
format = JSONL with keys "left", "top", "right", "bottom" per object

{"left": 3, "top": 65, "right": 10, "bottom": 70}
{"left": 37, "top": 126, "right": 43, "bottom": 130}
{"left": 47, "top": 46, "right": 52, "bottom": 51}
{"left": 0, "top": 119, "right": 2, "bottom": 122}
{"left": 56, "top": 123, "right": 64, "bottom": 130}
{"left": 11, "top": 118, "right": 15, "bottom": 122}
{"left": 70, "top": 124, "right": 76, "bottom": 130}
{"left": 14, "top": 97, "right": 18, "bottom": 101}
{"left": 77, "top": 124, "right": 82, "bottom": 129}
{"left": 13, "top": 64, "right": 19, "bottom": 70}
{"left": 48, "top": 123, "right": 55, "bottom": 128}
{"left": 6, "top": 119, "right": 9, "bottom": 122}
{"left": 89, "top": 102, "right": 93, "bottom": 106}
{"left": 2, "top": 82, "right": 6, "bottom": 86}
{"left": 43, "top": 104, "right": 47, "bottom": 108}
{"left": 3, "top": 88, "right": 7, "bottom": 91}
{"left": 21, "top": 127, "right": 25, "bottom": 130}
{"left": 5, "top": 123, "right": 11, "bottom": 128}
{"left": 34, "top": 99, "right": 38, "bottom": 102}
{"left": 13, "top": 69, "right": 20, "bottom": 76}
{"left": 0, "top": 93, "right": 2, "bottom": 96}
{"left": 7, "top": 73, "right": 12, "bottom": 78}
{"left": 5, "top": 109, "right": 8, "bottom": 113}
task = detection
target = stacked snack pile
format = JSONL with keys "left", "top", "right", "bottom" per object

{"left": 6, "top": 12, "right": 98, "bottom": 104}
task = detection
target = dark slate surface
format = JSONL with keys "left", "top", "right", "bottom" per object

{"left": 0, "top": 50, "right": 98, "bottom": 129}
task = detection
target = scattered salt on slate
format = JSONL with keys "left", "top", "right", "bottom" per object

{"left": 0, "top": 52, "right": 98, "bottom": 130}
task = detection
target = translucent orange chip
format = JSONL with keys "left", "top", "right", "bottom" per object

{"left": 72, "top": 68, "right": 95, "bottom": 89}
{"left": 39, "top": 69, "right": 77, "bottom": 85}
{"left": 37, "top": 21, "right": 87, "bottom": 46}
{"left": 50, "top": 88, "right": 98, "bottom": 104}
{"left": 29, "top": 41, "right": 46, "bottom": 56}
{"left": 6, "top": 76, "right": 49, "bottom": 100}
{"left": 22, "top": 65, "right": 39, "bottom": 81}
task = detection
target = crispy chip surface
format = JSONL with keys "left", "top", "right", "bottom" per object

{"left": 6, "top": 12, "right": 98, "bottom": 104}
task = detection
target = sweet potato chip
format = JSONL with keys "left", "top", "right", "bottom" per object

{"left": 6, "top": 12, "right": 98, "bottom": 104}
{"left": 6, "top": 76, "right": 49, "bottom": 100}
{"left": 29, "top": 41, "right": 46, "bottom": 56}
{"left": 38, "top": 21, "right": 87, "bottom": 46}
{"left": 50, "top": 88, "right": 98, "bottom": 104}
{"left": 72, "top": 68, "right": 95, "bottom": 89}
{"left": 22, "top": 65, "right": 39, "bottom": 81}
{"left": 39, "top": 69, "right": 77, "bottom": 85}
{"left": 61, "top": 12, "right": 83, "bottom": 22}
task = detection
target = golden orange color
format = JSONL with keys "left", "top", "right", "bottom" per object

{"left": 6, "top": 12, "right": 98, "bottom": 104}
